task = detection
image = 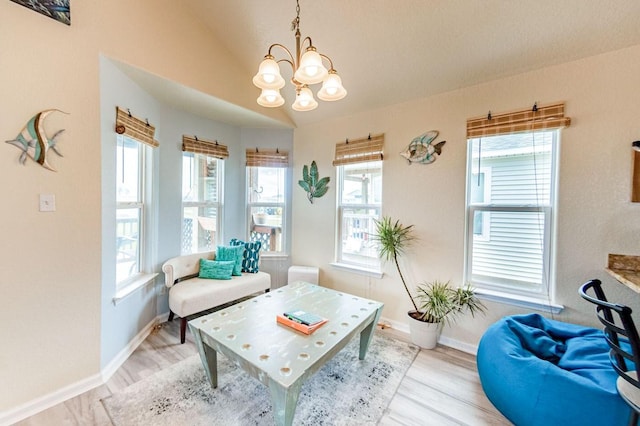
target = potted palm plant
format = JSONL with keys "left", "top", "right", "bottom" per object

{"left": 411, "top": 280, "right": 485, "bottom": 348}
{"left": 373, "top": 216, "right": 485, "bottom": 349}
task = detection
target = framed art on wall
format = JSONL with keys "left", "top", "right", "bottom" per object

{"left": 10, "top": 0, "right": 70, "bottom": 25}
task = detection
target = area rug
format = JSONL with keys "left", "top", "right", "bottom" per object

{"left": 101, "top": 334, "right": 418, "bottom": 425}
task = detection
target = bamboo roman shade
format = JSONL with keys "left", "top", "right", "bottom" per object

{"left": 332, "top": 133, "right": 384, "bottom": 166}
{"left": 466, "top": 103, "right": 571, "bottom": 138}
{"left": 115, "top": 106, "right": 159, "bottom": 147}
{"left": 246, "top": 149, "right": 289, "bottom": 167}
{"left": 182, "top": 136, "right": 229, "bottom": 159}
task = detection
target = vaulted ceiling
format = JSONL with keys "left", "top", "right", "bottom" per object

{"left": 144, "top": 1, "right": 640, "bottom": 128}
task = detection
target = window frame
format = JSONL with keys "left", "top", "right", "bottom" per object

{"left": 115, "top": 134, "right": 147, "bottom": 289}
{"left": 246, "top": 165, "right": 287, "bottom": 255}
{"left": 181, "top": 153, "right": 224, "bottom": 254}
{"left": 464, "top": 130, "right": 559, "bottom": 301}
{"left": 470, "top": 167, "right": 492, "bottom": 241}
{"left": 334, "top": 160, "right": 383, "bottom": 273}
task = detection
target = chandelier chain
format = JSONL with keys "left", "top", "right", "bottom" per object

{"left": 291, "top": 0, "right": 300, "bottom": 32}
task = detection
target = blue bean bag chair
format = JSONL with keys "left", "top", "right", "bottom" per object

{"left": 477, "top": 313, "right": 631, "bottom": 425}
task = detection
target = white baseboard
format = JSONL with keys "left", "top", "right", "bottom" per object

{"left": 380, "top": 315, "right": 478, "bottom": 355}
{"left": 438, "top": 335, "right": 478, "bottom": 355}
{"left": 0, "top": 312, "right": 168, "bottom": 426}
{"left": 101, "top": 311, "right": 169, "bottom": 382}
{"left": 380, "top": 315, "right": 411, "bottom": 334}
{"left": 0, "top": 372, "right": 103, "bottom": 426}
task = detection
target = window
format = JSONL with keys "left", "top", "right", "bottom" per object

{"left": 246, "top": 149, "right": 288, "bottom": 254}
{"left": 332, "top": 133, "right": 385, "bottom": 272}
{"left": 465, "top": 130, "right": 558, "bottom": 297}
{"left": 464, "top": 103, "right": 570, "bottom": 304}
{"left": 182, "top": 154, "right": 224, "bottom": 254}
{"left": 336, "top": 161, "right": 383, "bottom": 269}
{"left": 116, "top": 135, "right": 145, "bottom": 285}
{"left": 181, "top": 136, "right": 228, "bottom": 254}
{"left": 112, "top": 107, "right": 159, "bottom": 296}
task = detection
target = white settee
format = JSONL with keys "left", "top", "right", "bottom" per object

{"left": 162, "top": 251, "right": 271, "bottom": 343}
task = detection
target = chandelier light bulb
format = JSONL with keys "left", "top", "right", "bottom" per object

{"left": 292, "top": 86, "right": 318, "bottom": 111}
{"left": 317, "top": 70, "right": 347, "bottom": 101}
{"left": 253, "top": 57, "right": 285, "bottom": 90}
{"left": 294, "top": 48, "right": 328, "bottom": 85}
{"left": 257, "top": 88, "right": 285, "bottom": 107}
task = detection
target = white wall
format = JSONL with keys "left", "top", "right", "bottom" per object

{"left": 291, "top": 44, "right": 640, "bottom": 348}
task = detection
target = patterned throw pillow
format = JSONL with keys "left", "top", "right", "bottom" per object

{"left": 198, "top": 259, "right": 235, "bottom": 280}
{"left": 230, "top": 239, "right": 262, "bottom": 273}
{"left": 215, "top": 245, "right": 244, "bottom": 276}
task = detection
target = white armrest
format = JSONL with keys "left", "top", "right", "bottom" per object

{"left": 161, "top": 251, "right": 215, "bottom": 288}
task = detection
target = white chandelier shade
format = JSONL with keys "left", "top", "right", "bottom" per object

{"left": 293, "top": 48, "right": 328, "bottom": 85}
{"left": 292, "top": 86, "right": 318, "bottom": 111}
{"left": 257, "top": 88, "right": 285, "bottom": 107}
{"left": 252, "top": 57, "right": 286, "bottom": 90}
{"left": 317, "top": 70, "right": 347, "bottom": 101}
{"left": 252, "top": 0, "right": 346, "bottom": 111}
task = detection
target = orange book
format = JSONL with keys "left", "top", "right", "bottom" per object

{"left": 276, "top": 314, "right": 328, "bottom": 334}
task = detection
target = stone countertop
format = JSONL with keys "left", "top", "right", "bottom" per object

{"left": 606, "top": 254, "right": 640, "bottom": 294}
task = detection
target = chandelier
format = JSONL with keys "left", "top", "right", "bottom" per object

{"left": 252, "top": 0, "right": 347, "bottom": 112}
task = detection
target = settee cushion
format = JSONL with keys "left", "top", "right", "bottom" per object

{"left": 216, "top": 245, "right": 244, "bottom": 276}
{"left": 168, "top": 272, "right": 271, "bottom": 318}
{"left": 477, "top": 313, "right": 631, "bottom": 426}
{"left": 162, "top": 251, "right": 271, "bottom": 321}
{"left": 198, "top": 259, "right": 235, "bottom": 280}
{"left": 230, "top": 239, "right": 262, "bottom": 273}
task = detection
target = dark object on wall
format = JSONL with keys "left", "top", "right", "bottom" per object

{"left": 10, "top": 0, "right": 70, "bottom": 25}
{"left": 298, "top": 161, "right": 330, "bottom": 204}
{"left": 632, "top": 141, "right": 640, "bottom": 202}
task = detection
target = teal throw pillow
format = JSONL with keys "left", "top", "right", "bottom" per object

{"left": 216, "top": 245, "right": 244, "bottom": 276}
{"left": 198, "top": 259, "right": 235, "bottom": 280}
{"left": 230, "top": 239, "right": 262, "bottom": 273}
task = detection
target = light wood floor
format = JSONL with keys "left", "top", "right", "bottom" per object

{"left": 15, "top": 319, "right": 510, "bottom": 426}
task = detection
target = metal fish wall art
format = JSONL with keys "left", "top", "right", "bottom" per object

{"left": 400, "top": 130, "right": 446, "bottom": 165}
{"left": 6, "top": 109, "right": 68, "bottom": 171}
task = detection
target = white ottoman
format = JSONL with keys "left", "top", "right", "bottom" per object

{"left": 288, "top": 265, "right": 319, "bottom": 284}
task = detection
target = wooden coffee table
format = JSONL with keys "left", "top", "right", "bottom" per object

{"left": 189, "top": 281, "right": 384, "bottom": 426}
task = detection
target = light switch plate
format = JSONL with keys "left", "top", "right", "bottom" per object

{"left": 39, "top": 194, "right": 56, "bottom": 212}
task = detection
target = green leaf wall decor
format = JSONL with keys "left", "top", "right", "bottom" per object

{"left": 298, "top": 161, "right": 330, "bottom": 204}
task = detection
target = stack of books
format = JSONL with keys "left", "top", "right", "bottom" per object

{"left": 276, "top": 309, "right": 328, "bottom": 334}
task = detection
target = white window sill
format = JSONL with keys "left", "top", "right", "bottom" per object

{"left": 113, "top": 273, "right": 158, "bottom": 305}
{"left": 475, "top": 288, "right": 564, "bottom": 314}
{"left": 330, "top": 262, "right": 383, "bottom": 279}
{"left": 260, "top": 253, "right": 289, "bottom": 260}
